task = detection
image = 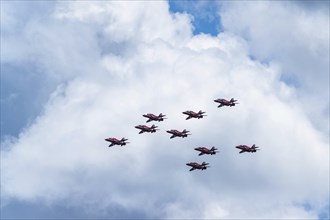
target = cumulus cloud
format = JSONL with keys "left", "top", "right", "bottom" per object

{"left": 220, "top": 1, "right": 330, "bottom": 135}
{"left": 1, "top": 1, "right": 329, "bottom": 219}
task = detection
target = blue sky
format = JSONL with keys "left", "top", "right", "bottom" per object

{"left": 1, "top": 1, "right": 329, "bottom": 219}
{"left": 169, "top": 0, "right": 222, "bottom": 36}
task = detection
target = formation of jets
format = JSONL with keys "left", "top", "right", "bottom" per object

{"left": 105, "top": 98, "right": 260, "bottom": 172}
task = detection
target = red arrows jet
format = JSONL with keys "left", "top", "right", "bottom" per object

{"left": 105, "top": 137, "right": 129, "bottom": 147}
{"left": 143, "top": 113, "right": 167, "bottom": 123}
{"left": 135, "top": 124, "right": 159, "bottom": 134}
{"left": 186, "top": 162, "right": 210, "bottom": 171}
{"left": 194, "top": 146, "right": 218, "bottom": 156}
{"left": 166, "top": 129, "right": 190, "bottom": 139}
{"left": 236, "top": 144, "right": 260, "bottom": 153}
{"left": 182, "top": 110, "right": 206, "bottom": 120}
{"left": 214, "top": 98, "right": 238, "bottom": 108}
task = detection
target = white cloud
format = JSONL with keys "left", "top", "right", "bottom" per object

{"left": 55, "top": 1, "right": 193, "bottom": 46}
{"left": 1, "top": 1, "right": 329, "bottom": 219}
{"left": 220, "top": 1, "right": 330, "bottom": 135}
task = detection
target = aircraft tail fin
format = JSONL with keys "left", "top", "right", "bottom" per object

{"left": 252, "top": 144, "right": 260, "bottom": 151}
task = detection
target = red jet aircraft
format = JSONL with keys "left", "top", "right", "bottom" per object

{"left": 214, "top": 98, "right": 238, "bottom": 108}
{"left": 236, "top": 144, "right": 260, "bottom": 153}
{"left": 186, "top": 162, "right": 210, "bottom": 171}
{"left": 194, "top": 146, "right": 218, "bottom": 156}
{"left": 166, "top": 129, "right": 190, "bottom": 139}
{"left": 182, "top": 110, "right": 206, "bottom": 120}
{"left": 143, "top": 113, "right": 167, "bottom": 123}
{"left": 105, "top": 137, "right": 129, "bottom": 147}
{"left": 135, "top": 124, "right": 159, "bottom": 134}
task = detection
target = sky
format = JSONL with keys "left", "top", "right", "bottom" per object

{"left": 1, "top": 1, "right": 329, "bottom": 219}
